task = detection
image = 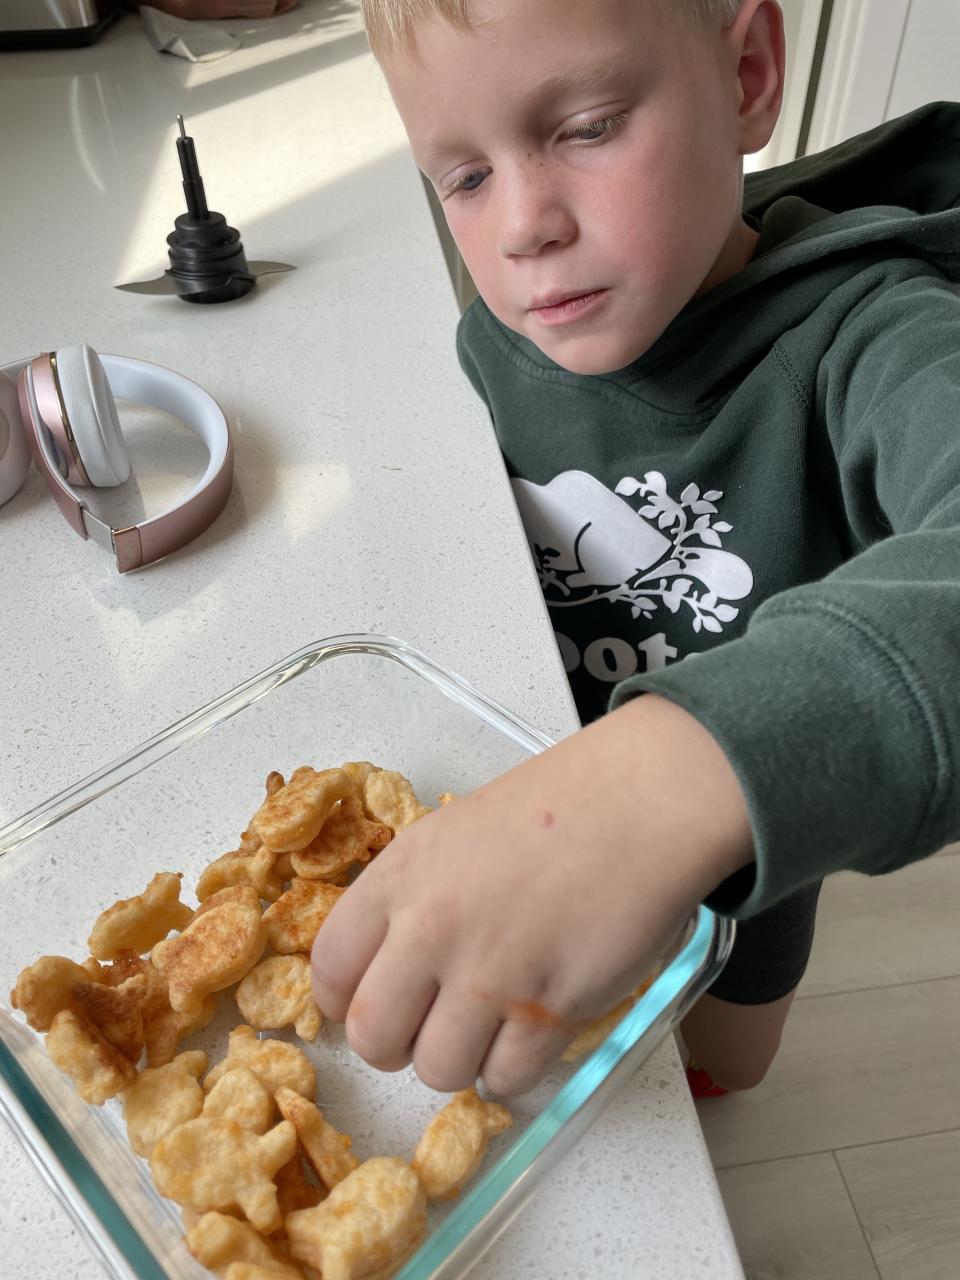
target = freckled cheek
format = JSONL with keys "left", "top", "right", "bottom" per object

{"left": 592, "top": 192, "right": 685, "bottom": 290}
{"left": 599, "top": 167, "right": 728, "bottom": 292}
{"left": 448, "top": 215, "right": 514, "bottom": 309}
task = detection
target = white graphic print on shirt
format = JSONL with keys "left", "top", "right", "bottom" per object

{"left": 512, "top": 470, "right": 754, "bottom": 674}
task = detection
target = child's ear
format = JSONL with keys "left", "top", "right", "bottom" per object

{"left": 729, "top": 0, "right": 786, "bottom": 156}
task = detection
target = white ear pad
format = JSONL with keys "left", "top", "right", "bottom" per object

{"left": 55, "top": 343, "right": 130, "bottom": 486}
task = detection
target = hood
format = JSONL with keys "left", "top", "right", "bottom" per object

{"left": 747, "top": 100, "right": 960, "bottom": 220}
{"left": 743, "top": 100, "right": 960, "bottom": 270}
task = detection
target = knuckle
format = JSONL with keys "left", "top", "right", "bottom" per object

{"left": 479, "top": 1062, "right": 527, "bottom": 1097}
{"left": 360, "top": 1049, "right": 412, "bottom": 1073}
{"left": 345, "top": 1013, "right": 409, "bottom": 1073}
{"left": 481, "top": 1034, "right": 558, "bottom": 1097}
{"left": 413, "top": 1056, "right": 476, "bottom": 1094}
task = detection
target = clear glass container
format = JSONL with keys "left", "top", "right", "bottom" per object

{"left": 0, "top": 635, "right": 733, "bottom": 1280}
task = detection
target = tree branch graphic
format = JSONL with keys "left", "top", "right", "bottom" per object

{"left": 534, "top": 473, "right": 742, "bottom": 636}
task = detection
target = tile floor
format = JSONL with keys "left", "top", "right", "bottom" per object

{"left": 697, "top": 844, "right": 960, "bottom": 1279}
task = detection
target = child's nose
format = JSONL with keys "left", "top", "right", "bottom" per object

{"left": 496, "top": 172, "right": 576, "bottom": 259}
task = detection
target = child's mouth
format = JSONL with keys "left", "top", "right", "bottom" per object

{"left": 530, "top": 289, "right": 608, "bottom": 326}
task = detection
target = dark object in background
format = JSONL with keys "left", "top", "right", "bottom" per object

{"left": 116, "top": 116, "right": 295, "bottom": 305}
{"left": 0, "top": 0, "right": 123, "bottom": 49}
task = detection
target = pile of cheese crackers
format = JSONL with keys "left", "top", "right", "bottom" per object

{"left": 10, "top": 760, "right": 651, "bottom": 1279}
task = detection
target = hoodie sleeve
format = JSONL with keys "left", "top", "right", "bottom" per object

{"left": 612, "top": 273, "right": 960, "bottom": 919}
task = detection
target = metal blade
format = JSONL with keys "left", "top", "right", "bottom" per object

{"left": 114, "top": 276, "right": 183, "bottom": 295}
{"left": 249, "top": 261, "right": 296, "bottom": 276}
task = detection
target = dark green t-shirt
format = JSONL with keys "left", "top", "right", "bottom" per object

{"left": 457, "top": 103, "right": 960, "bottom": 919}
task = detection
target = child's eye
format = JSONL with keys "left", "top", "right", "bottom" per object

{"left": 444, "top": 167, "right": 491, "bottom": 199}
{"left": 565, "top": 112, "right": 629, "bottom": 143}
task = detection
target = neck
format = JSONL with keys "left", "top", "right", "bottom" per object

{"left": 695, "top": 216, "right": 760, "bottom": 299}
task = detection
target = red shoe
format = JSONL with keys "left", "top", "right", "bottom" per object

{"left": 686, "top": 1057, "right": 729, "bottom": 1099}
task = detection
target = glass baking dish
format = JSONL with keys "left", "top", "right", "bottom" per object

{"left": 0, "top": 634, "right": 733, "bottom": 1280}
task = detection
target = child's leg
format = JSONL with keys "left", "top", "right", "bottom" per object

{"left": 681, "top": 988, "right": 797, "bottom": 1091}
{"left": 680, "top": 881, "right": 823, "bottom": 1092}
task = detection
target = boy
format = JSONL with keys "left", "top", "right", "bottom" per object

{"left": 312, "top": 0, "right": 960, "bottom": 1099}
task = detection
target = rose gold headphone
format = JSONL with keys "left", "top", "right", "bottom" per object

{"left": 0, "top": 344, "right": 233, "bottom": 572}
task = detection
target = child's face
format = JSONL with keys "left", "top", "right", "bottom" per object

{"left": 384, "top": 0, "right": 772, "bottom": 375}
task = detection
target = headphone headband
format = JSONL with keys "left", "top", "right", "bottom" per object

{"left": 18, "top": 353, "right": 233, "bottom": 573}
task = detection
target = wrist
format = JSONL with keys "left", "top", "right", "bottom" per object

{"left": 587, "top": 693, "right": 754, "bottom": 905}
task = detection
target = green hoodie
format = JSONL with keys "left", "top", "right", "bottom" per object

{"left": 456, "top": 102, "right": 960, "bottom": 919}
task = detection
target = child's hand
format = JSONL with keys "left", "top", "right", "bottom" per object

{"left": 311, "top": 695, "right": 753, "bottom": 1096}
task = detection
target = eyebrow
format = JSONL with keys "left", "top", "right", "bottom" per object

{"left": 416, "top": 59, "right": 629, "bottom": 175}
{"left": 531, "top": 61, "right": 626, "bottom": 102}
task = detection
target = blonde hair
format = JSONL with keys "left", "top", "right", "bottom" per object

{"left": 689, "top": 0, "right": 743, "bottom": 21}
{"left": 361, "top": 0, "right": 743, "bottom": 57}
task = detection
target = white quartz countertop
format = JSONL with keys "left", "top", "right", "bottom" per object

{"left": 0, "top": 4, "right": 743, "bottom": 1275}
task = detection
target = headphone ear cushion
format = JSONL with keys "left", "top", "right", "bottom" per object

{"left": 55, "top": 344, "right": 130, "bottom": 486}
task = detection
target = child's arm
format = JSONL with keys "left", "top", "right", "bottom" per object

{"left": 609, "top": 274, "right": 960, "bottom": 920}
{"left": 314, "top": 278, "right": 960, "bottom": 1094}
{"left": 311, "top": 693, "right": 752, "bottom": 1096}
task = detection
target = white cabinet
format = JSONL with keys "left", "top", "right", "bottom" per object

{"left": 888, "top": 0, "right": 960, "bottom": 116}
{"left": 808, "top": 0, "right": 960, "bottom": 154}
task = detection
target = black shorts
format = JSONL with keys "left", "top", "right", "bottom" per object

{"left": 707, "top": 881, "right": 823, "bottom": 1005}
